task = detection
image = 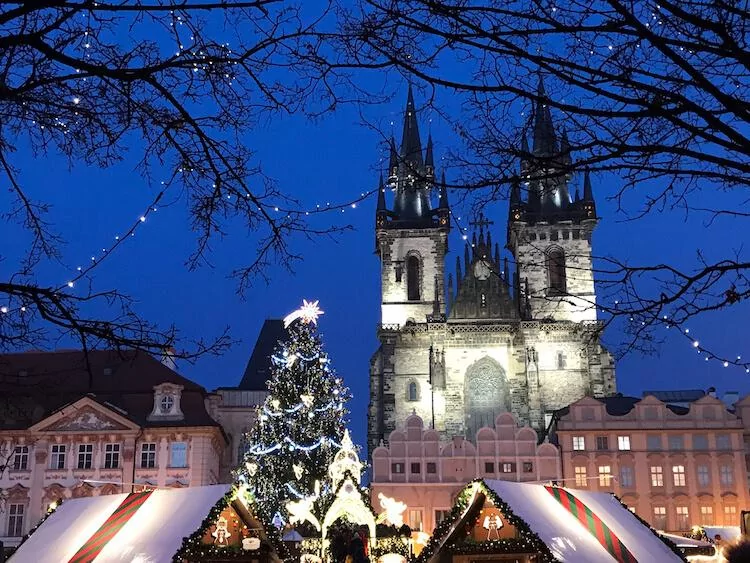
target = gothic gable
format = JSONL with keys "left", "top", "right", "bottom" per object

{"left": 29, "top": 397, "right": 138, "bottom": 433}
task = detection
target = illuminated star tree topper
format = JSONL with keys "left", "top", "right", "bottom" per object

{"left": 283, "top": 299, "right": 324, "bottom": 328}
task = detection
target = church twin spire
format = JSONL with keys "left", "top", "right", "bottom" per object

{"left": 376, "top": 86, "right": 449, "bottom": 231}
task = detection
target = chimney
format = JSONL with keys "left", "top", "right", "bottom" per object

{"left": 161, "top": 347, "right": 177, "bottom": 372}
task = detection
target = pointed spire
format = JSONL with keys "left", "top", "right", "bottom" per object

{"left": 574, "top": 188, "right": 581, "bottom": 202}
{"left": 510, "top": 179, "right": 521, "bottom": 207}
{"left": 456, "top": 256, "right": 463, "bottom": 291}
{"left": 486, "top": 230, "right": 492, "bottom": 255}
{"left": 400, "top": 85, "right": 423, "bottom": 168}
{"left": 583, "top": 168, "right": 594, "bottom": 201}
{"left": 425, "top": 134, "right": 434, "bottom": 169}
{"left": 447, "top": 273, "right": 454, "bottom": 310}
{"left": 560, "top": 127, "right": 571, "bottom": 165}
{"left": 432, "top": 276, "right": 440, "bottom": 316}
{"left": 464, "top": 243, "right": 470, "bottom": 272}
{"left": 376, "top": 174, "right": 386, "bottom": 210}
{"left": 533, "top": 76, "right": 557, "bottom": 156}
{"left": 503, "top": 257, "right": 510, "bottom": 285}
{"left": 521, "top": 132, "right": 530, "bottom": 156}
{"left": 438, "top": 171, "right": 449, "bottom": 209}
{"left": 495, "top": 243, "right": 501, "bottom": 269}
{"left": 478, "top": 229, "right": 485, "bottom": 254}
{"left": 471, "top": 233, "right": 478, "bottom": 259}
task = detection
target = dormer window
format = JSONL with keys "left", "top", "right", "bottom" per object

{"left": 148, "top": 383, "right": 184, "bottom": 422}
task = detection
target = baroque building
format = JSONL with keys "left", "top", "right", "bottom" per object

{"left": 368, "top": 84, "right": 616, "bottom": 456}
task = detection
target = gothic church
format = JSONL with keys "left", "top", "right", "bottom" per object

{"left": 368, "top": 86, "right": 616, "bottom": 456}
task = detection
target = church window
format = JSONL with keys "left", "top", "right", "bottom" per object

{"left": 556, "top": 352, "right": 566, "bottom": 369}
{"left": 407, "top": 381, "right": 419, "bottom": 402}
{"left": 546, "top": 247, "right": 567, "bottom": 294}
{"left": 464, "top": 357, "right": 511, "bottom": 440}
{"left": 407, "top": 255, "right": 420, "bottom": 301}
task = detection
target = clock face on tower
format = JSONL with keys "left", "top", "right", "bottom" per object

{"left": 473, "top": 260, "right": 491, "bottom": 280}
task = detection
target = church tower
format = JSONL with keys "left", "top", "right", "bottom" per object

{"left": 508, "top": 78, "right": 598, "bottom": 323}
{"left": 375, "top": 86, "right": 450, "bottom": 327}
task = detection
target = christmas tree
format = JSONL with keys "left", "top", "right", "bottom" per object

{"left": 240, "top": 300, "right": 351, "bottom": 519}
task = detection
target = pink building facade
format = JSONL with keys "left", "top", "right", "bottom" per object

{"left": 370, "top": 413, "right": 560, "bottom": 533}
{"left": 553, "top": 395, "right": 750, "bottom": 533}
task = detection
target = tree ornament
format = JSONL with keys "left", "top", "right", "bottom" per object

{"left": 271, "top": 398, "right": 280, "bottom": 410}
{"left": 293, "top": 463, "right": 304, "bottom": 480}
{"left": 246, "top": 461, "right": 258, "bottom": 477}
{"left": 300, "top": 393, "right": 314, "bottom": 408}
{"left": 286, "top": 353, "right": 298, "bottom": 368}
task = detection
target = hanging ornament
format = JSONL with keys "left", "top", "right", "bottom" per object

{"left": 271, "top": 399, "right": 280, "bottom": 410}
{"left": 300, "top": 394, "right": 314, "bottom": 408}
{"left": 293, "top": 463, "right": 304, "bottom": 480}
{"left": 286, "top": 353, "right": 298, "bottom": 369}
{"left": 246, "top": 461, "right": 258, "bottom": 477}
{"left": 212, "top": 516, "right": 231, "bottom": 545}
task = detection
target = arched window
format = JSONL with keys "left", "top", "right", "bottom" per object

{"left": 407, "top": 255, "right": 421, "bottom": 301}
{"left": 408, "top": 381, "right": 418, "bottom": 402}
{"left": 546, "top": 247, "right": 567, "bottom": 294}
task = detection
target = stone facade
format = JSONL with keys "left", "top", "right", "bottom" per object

{"left": 369, "top": 90, "right": 615, "bottom": 457}
{"left": 370, "top": 413, "right": 560, "bottom": 533}
{"left": 551, "top": 395, "right": 750, "bottom": 533}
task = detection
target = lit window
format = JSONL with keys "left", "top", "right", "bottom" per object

{"left": 391, "top": 462, "right": 404, "bottom": 474}
{"left": 650, "top": 466, "right": 664, "bottom": 487}
{"left": 700, "top": 505, "right": 714, "bottom": 525}
{"left": 672, "top": 465, "right": 686, "bottom": 487}
{"left": 720, "top": 465, "right": 734, "bottom": 486}
{"left": 620, "top": 466, "right": 634, "bottom": 487}
{"left": 617, "top": 436, "right": 631, "bottom": 451}
{"left": 50, "top": 444, "right": 66, "bottom": 470}
{"left": 676, "top": 506, "right": 689, "bottom": 530}
{"left": 725, "top": 506, "right": 737, "bottom": 526}
{"left": 408, "top": 509, "right": 423, "bottom": 530}
{"left": 574, "top": 466, "right": 587, "bottom": 487}
{"left": 501, "top": 462, "right": 513, "bottom": 473}
{"left": 598, "top": 466, "right": 612, "bottom": 487}
{"left": 556, "top": 352, "right": 566, "bottom": 369}
{"left": 435, "top": 510, "right": 450, "bottom": 524}
{"left": 140, "top": 443, "right": 157, "bottom": 469}
{"left": 12, "top": 446, "right": 29, "bottom": 470}
{"left": 572, "top": 436, "right": 585, "bottom": 451}
{"left": 170, "top": 442, "right": 187, "bottom": 468}
{"left": 104, "top": 444, "right": 120, "bottom": 469}
{"left": 7, "top": 504, "right": 24, "bottom": 537}
{"left": 653, "top": 506, "right": 667, "bottom": 530}
{"left": 697, "top": 465, "right": 710, "bottom": 486}
{"left": 596, "top": 436, "right": 609, "bottom": 451}
{"left": 77, "top": 444, "right": 93, "bottom": 469}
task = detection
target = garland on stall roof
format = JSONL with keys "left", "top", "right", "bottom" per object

{"left": 171, "top": 486, "right": 289, "bottom": 563}
{"left": 415, "top": 479, "right": 557, "bottom": 563}
{"left": 611, "top": 494, "right": 687, "bottom": 562}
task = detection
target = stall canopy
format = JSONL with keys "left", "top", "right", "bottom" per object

{"left": 10, "top": 484, "right": 283, "bottom": 563}
{"left": 420, "top": 479, "right": 687, "bottom": 563}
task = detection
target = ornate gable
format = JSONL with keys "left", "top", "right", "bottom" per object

{"left": 30, "top": 398, "right": 138, "bottom": 433}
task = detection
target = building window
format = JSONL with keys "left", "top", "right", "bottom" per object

{"left": 720, "top": 464, "right": 734, "bottom": 486}
{"left": 598, "top": 465, "right": 612, "bottom": 487}
{"left": 725, "top": 506, "right": 737, "bottom": 526}
{"left": 160, "top": 395, "right": 174, "bottom": 413}
{"left": 669, "top": 435, "right": 684, "bottom": 451}
{"left": 7, "top": 504, "right": 24, "bottom": 537}
{"left": 617, "top": 436, "right": 631, "bottom": 451}
{"left": 572, "top": 436, "right": 585, "bottom": 451}
{"left": 650, "top": 466, "right": 664, "bottom": 487}
{"left": 647, "top": 435, "right": 662, "bottom": 450}
{"left": 170, "top": 442, "right": 187, "bottom": 468}
{"left": 426, "top": 462, "right": 437, "bottom": 474}
{"left": 574, "top": 466, "right": 587, "bottom": 487}
{"left": 676, "top": 506, "right": 689, "bottom": 530}
{"left": 408, "top": 509, "right": 423, "bottom": 530}
{"left": 672, "top": 465, "right": 686, "bottom": 487}
{"left": 596, "top": 436, "right": 609, "bottom": 451}
{"left": 435, "top": 510, "right": 451, "bottom": 525}
{"left": 620, "top": 466, "right": 634, "bottom": 488}
{"left": 50, "top": 444, "right": 66, "bottom": 470}
{"left": 501, "top": 462, "right": 513, "bottom": 473}
{"left": 140, "top": 443, "right": 157, "bottom": 469}
{"left": 653, "top": 506, "right": 667, "bottom": 530}
{"left": 693, "top": 434, "right": 708, "bottom": 450}
{"left": 700, "top": 505, "right": 714, "bottom": 525}
{"left": 104, "top": 444, "right": 120, "bottom": 469}
{"left": 523, "top": 462, "right": 534, "bottom": 473}
{"left": 12, "top": 446, "right": 29, "bottom": 470}
{"left": 697, "top": 465, "right": 710, "bottom": 486}
{"left": 556, "top": 352, "right": 566, "bottom": 369}
{"left": 546, "top": 247, "right": 566, "bottom": 294}
{"left": 77, "top": 444, "right": 93, "bottom": 469}
{"left": 410, "top": 462, "right": 421, "bottom": 474}
{"left": 484, "top": 462, "right": 495, "bottom": 473}
{"left": 716, "top": 434, "right": 731, "bottom": 450}
{"left": 391, "top": 463, "right": 404, "bottom": 474}
{"left": 407, "top": 381, "right": 418, "bottom": 402}
{"left": 407, "top": 255, "right": 421, "bottom": 301}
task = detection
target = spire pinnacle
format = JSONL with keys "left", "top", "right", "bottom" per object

{"left": 425, "top": 134, "right": 434, "bottom": 169}
{"left": 377, "top": 174, "right": 386, "bottom": 210}
{"left": 456, "top": 256, "right": 462, "bottom": 291}
{"left": 400, "top": 85, "right": 423, "bottom": 168}
{"left": 533, "top": 76, "right": 557, "bottom": 156}
{"left": 583, "top": 168, "right": 594, "bottom": 201}
{"left": 438, "top": 171, "right": 449, "bottom": 209}
{"left": 388, "top": 136, "right": 398, "bottom": 177}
